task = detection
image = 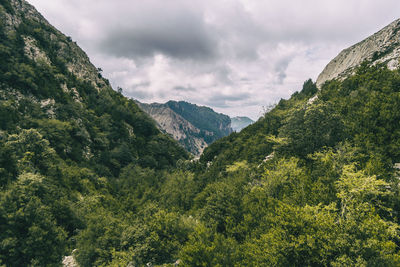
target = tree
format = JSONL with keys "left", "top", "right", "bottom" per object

{"left": 6, "top": 129, "right": 57, "bottom": 173}
{"left": 179, "top": 224, "right": 240, "bottom": 266}
{"left": 332, "top": 165, "right": 400, "bottom": 265}
{"left": 0, "top": 173, "right": 66, "bottom": 266}
{"left": 278, "top": 102, "right": 344, "bottom": 157}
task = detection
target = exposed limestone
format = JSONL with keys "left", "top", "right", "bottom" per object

{"left": 137, "top": 101, "right": 209, "bottom": 155}
{"left": 125, "top": 122, "right": 136, "bottom": 138}
{"left": 317, "top": 19, "right": 400, "bottom": 88}
{"left": 145, "top": 103, "right": 200, "bottom": 140}
{"left": 307, "top": 95, "right": 318, "bottom": 105}
{"left": 61, "top": 83, "right": 82, "bottom": 103}
{"left": 40, "top": 98, "right": 56, "bottom": 117}
{"left": 24, "top": 36, "right": 51, "bottom": 64}
{"left": 63, "top": 41, "right": 108, "bottom": 92}
{"left": 263, "top": 152, "right": 275, "bottom": 162}
{"left": 4, "top": 0, "right": 111, "bottom": 93}
{"left": 62, "top": 256, "right": 78, "bottom": 267}
{"left": 2, "top": 0, "right": 46, "bottom": 32}
{"left": 62, "top": 250, "right": 79, "bottom": 267}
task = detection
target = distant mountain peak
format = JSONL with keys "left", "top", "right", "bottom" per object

{"left": 136, "top": 100, "right": 232, "bottom": 155}
{"left": 231, "top": 116, "right": 254, "bottom": 132}
{"left": 317, "top": 18, "right": 400, "bottom": 88}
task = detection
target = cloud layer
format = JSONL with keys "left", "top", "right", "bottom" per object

{"left": 28, "top": 0, "right": 400, "bottom": 119}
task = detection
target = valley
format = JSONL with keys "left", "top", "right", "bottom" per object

{"left": 1, "top": 1, "right": 400, "bottom": 266}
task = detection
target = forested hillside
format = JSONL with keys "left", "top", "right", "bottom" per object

{"left": 1, "top": 0, "right": 400, "bottom": 266}
{"left": 0, "top": 1, "right": 188, "bottom": 266}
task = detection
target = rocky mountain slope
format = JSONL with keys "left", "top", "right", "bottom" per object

{"left": 316, "top": 18, "right": 400, "bottom": 87}
{"left": 2, "top": 0, "right": 109, "bottom": 93}
{"left": 231, "top": 116, "right": 254, "bottom": 132}
{"left": 137, "top": 100, "right": 232, "bottom": 155}
{"left": 0, "top": 0, "right": 186, "bottom": 168}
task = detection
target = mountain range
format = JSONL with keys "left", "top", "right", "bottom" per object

{"left": 136, "top": 100, "right": 253, "bottom": 155}
{"left": 1, "top": 0, "right": 400, "bottom": 266}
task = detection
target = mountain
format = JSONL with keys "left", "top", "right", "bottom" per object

{"left": 0, "top": 1, "right": 188, "bottom": 265}
{"left": 191, "top": 19, "right": 400, "bottom": 265}
{"left": 136, "top": 100, "right": 232, "bottom": 155}
{"left": 0, "top": 0, "right": 187, "bottom": 170}
{"left": 230, "top": 116, "right": 254, "bottom": 132}
{"left": 316, "top": 18, "right": 400, "bottom": 87}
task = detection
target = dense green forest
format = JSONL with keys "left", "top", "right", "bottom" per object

{"left": 2, "top": 1, "right": 400, "bottom": 266}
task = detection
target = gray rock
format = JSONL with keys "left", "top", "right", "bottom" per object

{"left": 2, "top": 0, "right": 111, "bottom": 93}
{"left": 62, "top": 255, "right": 78, "bottom": 267}
{"left": 317, "top": 19, "right": 400, "bottom": 88}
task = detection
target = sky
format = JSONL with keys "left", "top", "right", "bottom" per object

{"left": 27, "top": 0, "right": 400, "bottom": 120}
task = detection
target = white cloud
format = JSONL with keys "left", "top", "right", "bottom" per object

{"left": 28, "top": 0, "right": 400, "bottom": 119}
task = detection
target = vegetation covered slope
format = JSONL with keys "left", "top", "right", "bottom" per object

{"left": 173, "top": 65, "right": 400, "bottom": 266}
{"left": 2, "top": 0, "right": 400, "bottom": 266}
{"left": 0, "top": 1, "right": 188, "bottom": 266}
{"left": 68, "top": 62, "right": 400, "bottom": 267}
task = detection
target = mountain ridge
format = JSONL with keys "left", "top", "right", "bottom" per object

{"left": 3, "top": 0, "right": 110, "bottom": 93}
{"left": 317, "top": 18, "right": 400, "bottom": 87}
{"left": 136, "top": 100, "right": 232, "bottom": 155}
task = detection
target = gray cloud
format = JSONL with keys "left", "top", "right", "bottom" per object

{"left": 123, "top": 81, "right": 152, "bottom": 99}
{"left": 127, "top": 90, "right": 152, "bottom": 99}
{"left": 274, "top": 56, "right": 293, "bottom": 84}
{"left": 206, "top": 92, "right": 251, "bottom": 108}
{"left": 100, "top": 15, "right": 218, "bottom": 61}
{"left": 173, "top": 85, "right": 196, "bottom": 92}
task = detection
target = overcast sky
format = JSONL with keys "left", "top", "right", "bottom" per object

{"left": 28, "top": 0, "right": 400, "bottom": 120}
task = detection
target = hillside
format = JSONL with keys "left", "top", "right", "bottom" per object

{"left": 137, "top": 100, "right": 232, "bottom": 155}
{"left": 0, "top": 1, "right": 188, "bottom": 266}
{"left": 2, "top": 1, "right": 400, "bottom": 266}
{"left": 0, "top": 0, "right": 187, "bottom": 171}
{"left": 192, "top": 64, "right": 400, "bottom": 266}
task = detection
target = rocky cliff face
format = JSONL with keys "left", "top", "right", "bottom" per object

{"left": 137, "top": 101, "right": 208, "bottom": 155}
{"left": 317, "top": 19, "right": 400, "bottom": 88}
{"left": 137, "top": 101, "right": 232, "bottom": 156}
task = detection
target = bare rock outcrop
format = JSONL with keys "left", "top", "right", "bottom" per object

{"left": 317, "top": 19, "right": 400, "bottom": 88}
{"left": 3, "top": 0, "right": 110, "bottom": 92}
{"left": 137, "top": 102, "right": 209, "bottom": 155}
